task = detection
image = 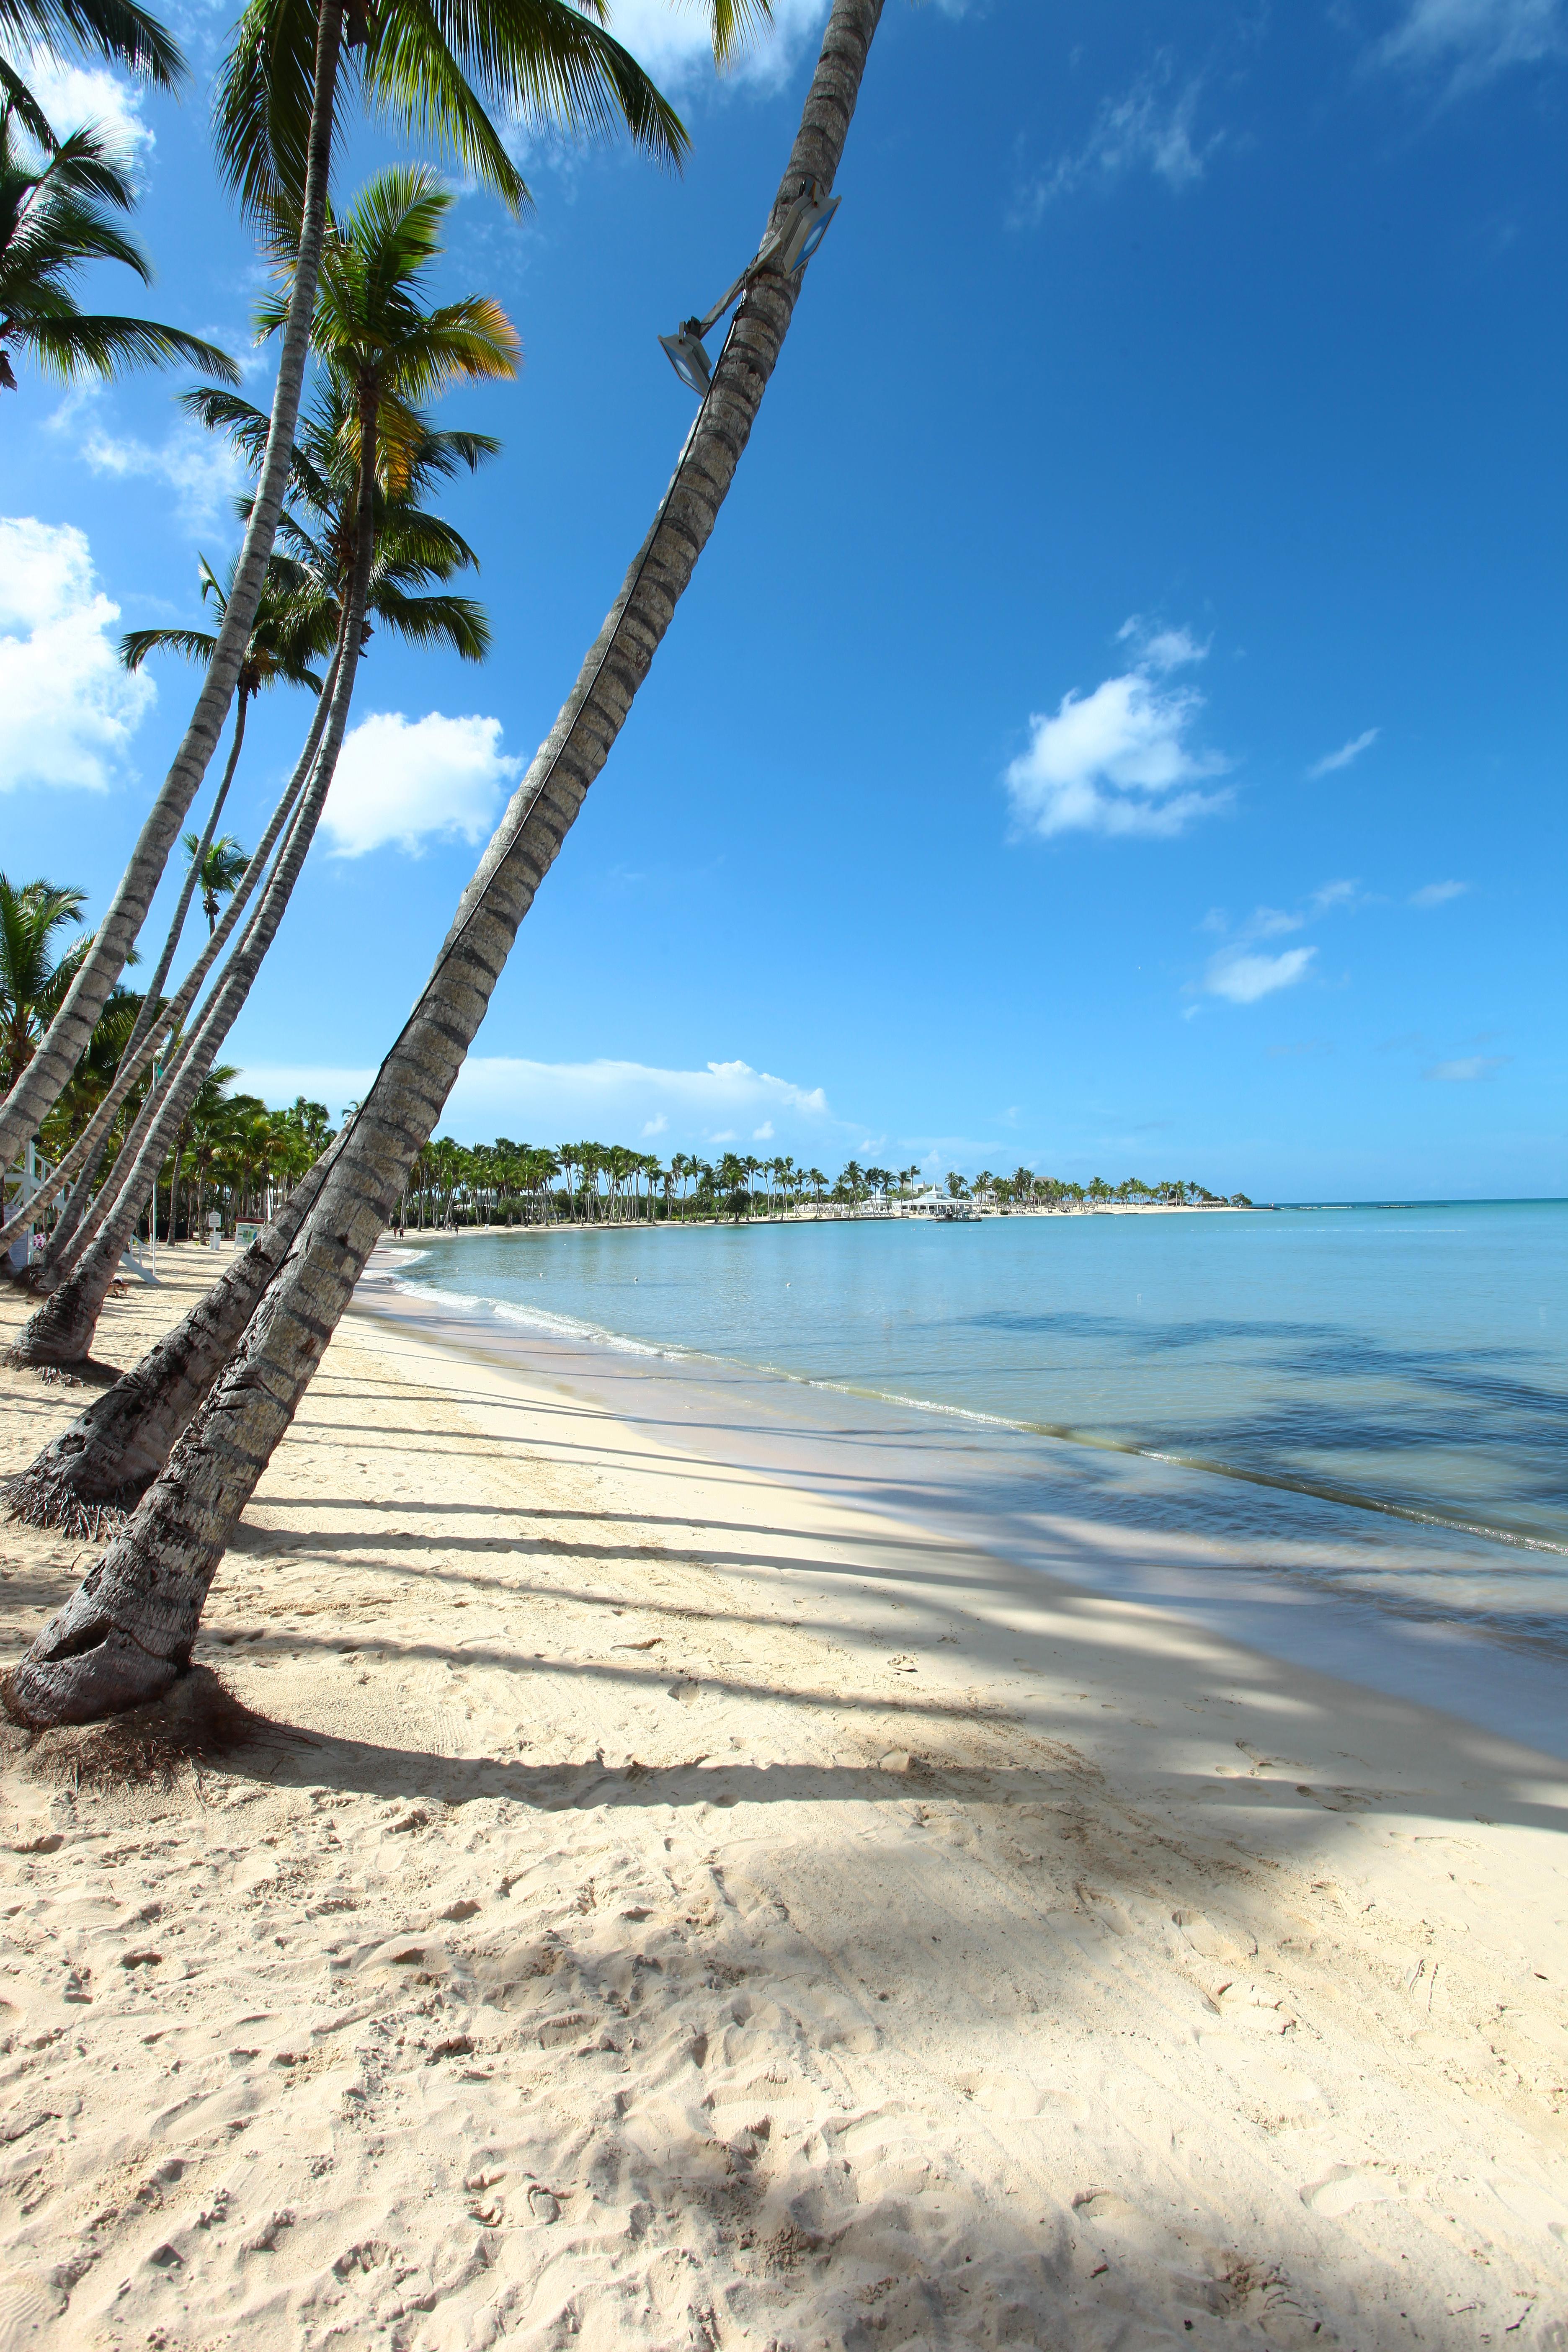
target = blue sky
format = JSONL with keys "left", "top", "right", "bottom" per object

{"left": 4, "top": 0, "right": 1565, "bottom": 1200}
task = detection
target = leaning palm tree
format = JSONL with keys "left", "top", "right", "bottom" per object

{"left": 7, "top": 306, "right": 505, "bottom": 1274}
{"left": 0, "top": 0, "right": 749, "bottom": 1173}
{"left": 5, "top": 0, "right": 883, "bottom": 1721}
{"left": 23, "top": 554, "right": 328, "bottom": 1273}
{"left": 9, "top": 172, "right": 517, "bottom": 1369}
{"left": 0, "top": 103, "right": 236, "bottom": 395}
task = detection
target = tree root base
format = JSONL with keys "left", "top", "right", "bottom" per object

{"left": 3, "top": 1625, "right": 183, "bottom": 1728}
{"left": 3, "top": 1468, "right": 134, "bottom": 1543}
{"left": 1, "top": 1664, "right": 270, "bottom": 1788}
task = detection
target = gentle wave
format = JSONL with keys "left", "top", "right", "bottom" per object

{"left": 381, "top": 1273, "right": 684, "bottom": 1362}
{"left": 378, "top": 1265, "right": 1568, "bottom": 1558}
{"left": 380, "top": 1206, "right": 1568, "bottom": 1566}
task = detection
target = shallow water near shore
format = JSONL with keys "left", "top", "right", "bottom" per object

{"left": 364, "top": 1200, "right": 1568, "bottom": 1745}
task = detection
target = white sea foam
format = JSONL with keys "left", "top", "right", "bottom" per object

{"left": 382, "top": 1274, "right": 681, "bottom": 1362}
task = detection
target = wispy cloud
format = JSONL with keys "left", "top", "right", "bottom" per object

{"left": 0, "top": 516, "right": 154, "bottom": 792}
{"left": 52, "top": 394, "right": 248, "bottom": 530}
{"left": 1376, "top": 0, "right": 1566, "bottom": 91}
{"left": 236, "top": 1055, "right": 841, "bottom": 1145}
{"left": 1307, "top": 726, "right": 1379, "bottom": 778}
{"left": 1011, "top": 57, "right": 1217, "bottom": 225}
{"left": 323, "top": 712, "right": 521, "bottom": 857}
{"left": 16, "top": 51, "right": 152, "bottom": 163}
{"left": 519, "top": 0, "right": 830, "bottom": 107}
{"left": 1424, "top": 1054, "right": 1510, "bottom": 1080}
{"left": 1410, "top": 879, "right": 1469, "bottom": 907}
{"left": 1195, "top": 879, "right": 1359, "bottom": 1006}
{"left": 1204, "top": 946, "right": 1316, "bottom": 1004}
{"left": 1004, "top": 619, "right": 1230, "bottom": 841}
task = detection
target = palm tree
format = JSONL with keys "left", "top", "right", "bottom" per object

{"left": 0, "top": 875, "right": 87, "bottom": 1093}
{"left": 188, "top": 376, "right": 498, "bottom": 664}
{"left": 5, "top": 0, "right": 885, "bottom": 1722}
{"left": 11, "top": 547, "right": 330, "bottom": 1267}
{"left": 13, "top": 169, "right": 513, "bottom": 1351}
{"left": 122, "top": 549, "right": 330, "bottom": 846}
{"left": 181, "top": 833, "right": 250, "bottom": 935}
{"left": 0, "top": 106, "right": 237, "bottom": 397}
{"left": 0, "top": 0, "right": 742, "bottom": 1170}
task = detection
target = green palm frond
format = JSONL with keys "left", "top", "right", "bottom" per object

{"left": 367, "top": 583, "right": 489, "bottom": 659}
{"left": 0, "top": 53, "right": 62, "bottom": 149}
{"left": 0, "top": 0, "right": 185, "bottom": 88}
{"left": 3, "top": 312, "right": 239, "bottom": 381}
{"left": 1, "top": 106, "right": 239, "bottom": 391}
{"left": 119, "top": 624, "right": 219, "bottom": 671}
{"left": 212, "top": 0, "right": 702, "bottom": 223}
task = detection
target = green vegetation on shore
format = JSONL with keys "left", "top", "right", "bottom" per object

{"left": 390, "top": 1137, "right": 1253, "bottom": 1229}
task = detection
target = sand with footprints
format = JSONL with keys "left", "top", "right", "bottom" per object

{"left": 2, "top": 1247, "right": 1567, "bottom": 2349}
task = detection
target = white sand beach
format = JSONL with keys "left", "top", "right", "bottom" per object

{"left": 3, "top": 1247, "right": 1567, "bottom": 2350}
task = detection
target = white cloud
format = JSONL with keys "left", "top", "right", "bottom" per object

{"left": 1377, "top": 0, "right": 1566, "bottom": 88}
{"left": 1247, "top": 905, "right": 1305, "bottom": 939}
{"left": 1411, "top": 879, "right": 1469, "bottom": 907}
{"left": 18, "top": 52, "right": 152, "bottom": 162}
{"left": 1119, "top": 617, "right": 1207, "bottom": 671}
{"left": 237, "top": 1054, "right": 840, "bottom": 1146}
{"left": 0, "top": 516, "right": 154, "bottom": 792}
{"left": 1005, "top": 623, "right": 1230, "bottom": 840}
{"left": 67, "top": 407, "right": 248, "bottom": 530}
{"left": 1424, "top": 1053, "right": 1509, "bottom": 1080}
{"left": 1204, "top": 946, "right": 1317, "bottom": 1003}
{"left": 607, "top": 0, "right": 830, "bottom": 90}
{"left": 752, "top": 1119, "right": 774, "bottom": 1140}
{"left": 1307, "top": 727, "right": 1379, "bottom": 778}
{"left": 1012, "top": 60, "right": 1215, "bottom": 224}
{"left": 323, "top": 712, "right": 521, "bottom": 856}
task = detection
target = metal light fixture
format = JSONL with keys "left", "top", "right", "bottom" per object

{"left": 659, "top": 320, "right": 713, "bottom": 397}
{"left": 659, "top": 178, "right": 842, "bottom": 399}
{"left": 770, "top": 178, "right": 840, "bottom": 276}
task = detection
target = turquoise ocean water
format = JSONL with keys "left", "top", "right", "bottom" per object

{"left": 371, "top": 1202, "right": 1568, "bottom": 1742}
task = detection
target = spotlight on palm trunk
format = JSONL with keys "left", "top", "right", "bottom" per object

{"left": 771, "top": 179, "right": 840, "bottom": 276}
{"left": 659, "top": 320, "right": 713, "bottom": 396}
{"left": 659, "top": 180, "right": 842, "bottom": 398}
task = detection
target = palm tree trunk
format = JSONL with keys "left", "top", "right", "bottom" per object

{"left": 4, "top": 1151, "right": 336, "bottom": 1534}
{"left": 8, "top": 566, "right": 369, "bottom": 1369}
{"left": 18, "top": 673, "right": 336, "bottom": 1277}
{"left": 0, "top": 0, "right": 347, "bottom": 1171}
{"left": 2, "top": 0, "right": 884, "bottom": 1730}
{"left": 3, "top": 656, "right": 340, "bottom": 1263}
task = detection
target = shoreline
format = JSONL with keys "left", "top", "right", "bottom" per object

{"left": 364, "top": 1248, "right": 1568, "bottom": 1755}
{"left": 384, "top": 1200, "right": 1269, "bottom": 1241}
{"left": 3, "top": 1251, "right": 1567, "bottom": 2346}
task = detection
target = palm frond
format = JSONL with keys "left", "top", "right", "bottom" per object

{"left": 5, "top": 312, "right": 240, "bottom": 383}
{"left": 369, "top": 583, "right": 489, "bottom": 659}
{"left": 119, "top": 624, "right": 218, "bottom": 671}
{"left": 0, "top": 0, "right": 185, "bottom": 88}
{"left": 0, "top": 53, "right": 59, "bottom": 150}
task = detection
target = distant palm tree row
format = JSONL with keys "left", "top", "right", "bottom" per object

{"left": 395, "top": 1139, "right": 1251, "bottom": 1229}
